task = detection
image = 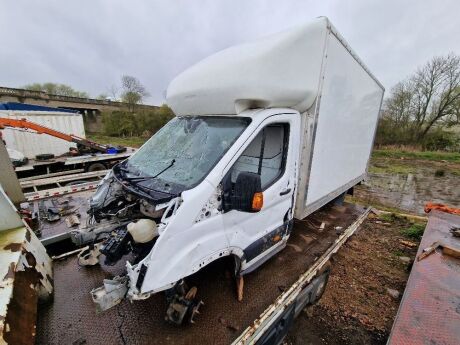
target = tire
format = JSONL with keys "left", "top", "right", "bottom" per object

{"left": 87, "top": 162, "right": 106, "bottom": 172}
{"left": 312, "top": 269, "right": 330, "bottom": 303}
{"left": 35, "top": 153, "right": 55, "bottom": 160}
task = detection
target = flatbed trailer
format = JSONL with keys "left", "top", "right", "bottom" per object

{"left": 388, "top": 210, "right": 460, "bottom": 345}
{"left": 15, "top": 149, "right": 135, "bottom": 180}
{"left": 36, "top": 202, "right": 369, "bottom": 345}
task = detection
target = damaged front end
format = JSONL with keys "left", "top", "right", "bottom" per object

{"left": 70, "top": 164, "right": 183, "bottom": 313}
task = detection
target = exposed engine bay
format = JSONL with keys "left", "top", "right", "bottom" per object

{"left": 71, "top": 162, "right": 182, "bottom": 266}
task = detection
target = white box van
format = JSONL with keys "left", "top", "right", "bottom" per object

{"left": 75, "top": 17, "right": 384, "bottom": 323}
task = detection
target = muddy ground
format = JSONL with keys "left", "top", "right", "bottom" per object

{"left": 354, "top": 155, "right": 460, "bottom": 215}
{"left": 285, "top": 154, "right": 455, "bottom": 344}
{"left": 286, "top": 212, "right": 422, "bottom": 344}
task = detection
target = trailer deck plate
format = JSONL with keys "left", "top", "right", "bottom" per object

{"left": 37, "top": 203, "right": 365, "bottom": 345}
{"left": 388, "top": 210, "right": 460, "bottom": 345}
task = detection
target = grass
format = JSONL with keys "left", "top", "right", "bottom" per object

{"left": 87, "top": 134, "right": 147, "bottom": 148}
{"left": 368, "top": 163, "right": 415, "bottom": 175}
{"left": 345, "top": 195, "right": 411, "bottom": 214}
{"left": 373, "top": 149, "right": 460, "bottom": 163}
{"left": 378, "top": 213, "right": 397, "bottom": 222}
{"left": 401, "top": 223, "right": 426, "bottom": 240}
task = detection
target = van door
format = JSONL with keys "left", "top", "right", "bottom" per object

{"left": 221, "top": 113, "right": 300, "bottom": 273}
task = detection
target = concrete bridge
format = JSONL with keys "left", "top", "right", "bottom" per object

{"left": 0, "top": 86, "right": 158, "bottom": 115}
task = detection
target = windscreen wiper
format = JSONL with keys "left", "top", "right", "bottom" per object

{"left": 124, "top": 159, "right": 176, "bottom": 181}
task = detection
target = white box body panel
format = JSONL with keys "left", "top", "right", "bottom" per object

{"left": 166, "top": 18, "right": 328, "bottom": 115}
{"left": 0, "top": 110, "right": 85, "bottom": 158}
{"left": 295, "top": 30, "right": 384, "bottom": 219}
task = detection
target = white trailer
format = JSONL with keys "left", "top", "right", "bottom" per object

{"left": 0, "top": 105, "right": 134, "bottom": 179}
{"left": 0, "top": 108, "right": 85, "bottom": 158}
{"left": 73, "top": 16, "right": 384, "bottom": 327}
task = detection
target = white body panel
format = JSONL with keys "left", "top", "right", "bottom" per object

{"left": 295, "top": 29, "right": 384, "bottom": 219}
{"left": 167, "top": 18, "right": 328, "bottom": 115}
{"left": 0, "top": 110, "right": 85, "bottom": 158}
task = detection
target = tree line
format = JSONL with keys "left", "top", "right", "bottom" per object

{"left": 376, "top": 53, "right": 460, "bottom": 151}
{"left": 101, "top": 104, "right": 174, "bottom": 138}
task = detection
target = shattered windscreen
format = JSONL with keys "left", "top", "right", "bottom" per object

{"left": 125, "top": 116, "right": 250, "bottom": 191}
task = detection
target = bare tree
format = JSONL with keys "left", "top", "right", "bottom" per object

{"left": 120, "top": 75, "right": 150, "bottom": 112}
{"left": 107, "top": 84, "right": 120, "bottom": 101}
{"left": 384, "top": 54, "right": 460, "bottom": 142}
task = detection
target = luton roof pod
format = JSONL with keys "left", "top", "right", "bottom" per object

{"left": 166, "top": 16, "right": 384, "bottom": 116}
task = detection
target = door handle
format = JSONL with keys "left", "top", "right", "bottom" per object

{"left": 279, "top": 188, "right": 291, "bottom": 196}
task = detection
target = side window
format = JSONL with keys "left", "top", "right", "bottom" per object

{"left": 231, "top": 123, "right": 289, "bottom": 190}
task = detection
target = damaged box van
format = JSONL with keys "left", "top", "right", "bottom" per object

{"left": 72, "top": 17, "right": 384, "bottom": 324}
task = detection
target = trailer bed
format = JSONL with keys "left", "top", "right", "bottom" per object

{"left": 388, "top": 210, "right": 460, "bottom": 344}
{"left": 37, "top": 203, "right": 365, "bottom": 345}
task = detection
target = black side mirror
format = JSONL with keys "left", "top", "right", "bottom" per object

{"left": 231, "top": 172, "right": 263, "bottom": 212}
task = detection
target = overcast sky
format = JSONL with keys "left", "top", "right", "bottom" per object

{"left": 1, "top": 0, "right": 459, "bottom": 104}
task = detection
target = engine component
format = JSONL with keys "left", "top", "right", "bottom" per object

{"left": 88, "top": 171, "right": 125, "bottom": 221}
{"left": 100, "top": 227, "right": 132, "bottom": 265}
{"left": 127, "top": 219, "right": 158, "bottom": 243}
{"left": 165, "top": 281, "right": 204, "bottom": 325}
{"left": 78, "top": 243, "right": 102, "bottom": 266}
{"left": 140, "top": 199, "right": 165, "bottom": 218}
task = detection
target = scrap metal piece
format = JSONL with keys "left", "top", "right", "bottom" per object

{"left": 417, "top": 241, "right": 460, "bottom": 262}
{"left": 91, "top": 276, "right": 128, "bottom": 313}
{"left": 78, "top": 243, "right": 102, "bottom": 266}
{"left": 65, "top": 214, "right": 80, "bottom": 228}
{"left": 450, "top": 227, "right": 460, "bottom": 237}
{"left": 236, "top": 275, "right": 244, "bottom": 302}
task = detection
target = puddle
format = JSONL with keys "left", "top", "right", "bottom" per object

{"left": 355, "top": 168, "right": 460, "bottom": 215}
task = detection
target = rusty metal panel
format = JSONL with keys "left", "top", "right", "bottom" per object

{"left": 0, "top": 226, "right": 53, "bottom": 344}
{"left": 388, "top": 210, "right": 460, "bottom": 345}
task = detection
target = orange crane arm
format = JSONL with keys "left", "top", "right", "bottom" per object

{"left": 0, "top": 117, "right": 74, "bottom": 142}
{"left": 0, "top": 117, "right": 125, "bottom": 153}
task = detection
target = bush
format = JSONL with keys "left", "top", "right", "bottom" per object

{"left": 401, "top": 223, "right": 426, "bottom": 240}
{"left": 375, "top": 116, "right": 460, "bottom": 152}
{"left": 102, "top": 104, "right": 174, "bottom": 137}
{"left": 422, "top": 129, "right": 460, "bottom": 152}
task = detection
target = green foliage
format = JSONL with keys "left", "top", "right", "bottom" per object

{"left": 368, "top": 163, "right": 415, "bottom": 175}
{"left": 401, "top": 223, "right": 426, "bottom": 240}
{"left": 23, "top": 82, "right": 89, "bottom": 98}
{"left": 87, "top": 134, "right": 146, "bottom": 148}
{"left": 422, "top": 129, "right": 460, "bottom": 151}
{"left": 378, "top": 213, "right": 398, "bottom": 222}
{"left": 102, "top": 104, "right": 174, "bottom": 138}
{"left": 372, "top": 149, "right": 460, "bottom": 163}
